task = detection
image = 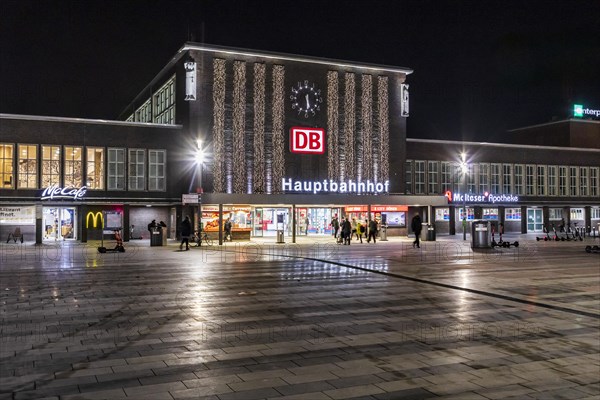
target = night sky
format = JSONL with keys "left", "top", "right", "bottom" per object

{"left": 1, "top": 0, "right": 599, "bottom": 142}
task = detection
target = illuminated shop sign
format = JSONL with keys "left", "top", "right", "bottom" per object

{"left": 446, "top": 191, "right": 518, "bottom": 204}
{"left": 290, "top": 127, "right": 325, "bottom": 154}
{"left": 40, "top": 185, "right": 87, "bottom": 201}
{"left": 574, "top": 104, "right": 600, "bottom": 118}
{"left": 345, "top": 205, "right": 408, "bottom": 212}
{"left": 282, "top": 178, "right": 389, "bottom": 194}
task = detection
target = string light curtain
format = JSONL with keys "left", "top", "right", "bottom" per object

{"left": 271, "top": 65, "right": 285, "bottom": 194}
{"left": 253, "top": 63, "right": 266, "bottom": 194}
{"left": 212, "top": 58, "right": 226, "bottom": 193}
{"left": 343, "top": 72, "right": 356, "bottom": 181}
{"left": 377, "top": 76, "right": 390, "bottom": 183}
{"left": 361, "top": 74, "right": 373, "bottom": 182}
{"left": 327, "top": 71, "right": 339, "bottom": 181}
{"left": 232, "top": 61, "right": 247, "bottom": 193}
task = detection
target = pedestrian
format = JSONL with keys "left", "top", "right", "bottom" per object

{"left": 224, "top": 218, "right": 232, "bottom": 242}
{"left": 305, "top": 217, "right": 309, "bottom": 235}
{"left": 331, "top": 216, "right": 340, "bottom": 240}
{"left": 342, "top": 217, "right": 352, "bottom": 245}
{"left": 351, "top": 218, "right": 358, "bottom": 240}
{"left": 356, "top": 222, "right": 364, "bottom": 243}
{"left": 147, "top": 219, "right": 157, "bottom": 239}
{"left": 180, "top": 216, "right": 191, "bottom": 250}
{"left": 411, "top": 214, "right": 422, "bottom": 248}
{"left": 367, "top": 219, "right": 378, "bottom": 243}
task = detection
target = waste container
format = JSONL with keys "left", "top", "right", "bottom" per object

{"left": 380, "top": 225, "right": 388, "bottom": 241}
{"left": 471, "top": 220, "right": 491, "bottom": 248}
{"left": 276, "top": 229, "right": 285, "bottom": 244}
{"left": 150, "top": 227, "right": 163, "bottom": 246}
{"left": 420, "top": 223, "right": 436, "bottom": 241}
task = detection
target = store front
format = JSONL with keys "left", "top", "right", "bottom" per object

{"left": 43, "top": 206, "right": 77, "bottom": 240}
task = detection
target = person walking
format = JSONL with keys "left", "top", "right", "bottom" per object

{"left": 331, "top": 216, "right": 340, "bottom": 241}
{"left": 180, "top": 216, "right": 192, "bottom": 250}
{"left": 224, "top": 218, "right": 232, "bottom": 242}
{"left": 411, "top": 214, "right": 422, "bottom": 248}
{"left": 342, "top": 217, "right": 352, "bottom": 245}
{"left": 351, "top": 218, "right": 358, "bottom": 240}
{"left": 367, "top": 219, "right": 378, "bottom": 243}
{"left": 356, "top": 221, "right": 364, "bottom": 243}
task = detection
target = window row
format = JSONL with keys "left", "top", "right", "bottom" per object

{"left": 126, "top": 75, "right": 176, "bottom": 124}
{"left": 435, "top": 207, "right": 598, "bottom": 221}
{"left": 0, "top": 144, "right": 166, "bottom": 191}
{"left": 406, "top": 160, "right": 600, "bottom": 198}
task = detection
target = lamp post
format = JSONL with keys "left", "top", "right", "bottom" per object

{"left": 196, "top": 139, "right": 205, "bottom": 241}
{"left": 460, "top": 152, "right": 468, "bottom": 241}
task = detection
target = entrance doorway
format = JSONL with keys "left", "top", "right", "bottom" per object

{"left": 43, "top": 207, "right": 77, "bottom": 240}
{"left": 527, "top": 208, "right": 543, "bottom": 232}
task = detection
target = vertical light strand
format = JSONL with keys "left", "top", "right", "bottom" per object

{"left": 271, "top": 65, "right": 285, "bottom": 194}
{"left": 361, "top": 74, "right": 373, "bottom": 182}
{"left": 327, "top": 71, "right": 339, "bottom": 181}
{"left": 232, "top": 61, "right": 246, "bottom": 193}
{"left": 378, "top": 76, "right": 390, "bottom": 184}
{"left": 253, "top": 63, "right": 266, "bottom": 194}
{"left": 212, "top": 58, "right": 226, "bottom": 193}
{"left": 343, "top": 72, "right": 356, "bottom": 181}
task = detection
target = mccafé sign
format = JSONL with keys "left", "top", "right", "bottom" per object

{"left": 40, "top": 185, "right": 87, "bottom": 201}
{"left": 290, "top": 127, "right": 325, "bottom": 154}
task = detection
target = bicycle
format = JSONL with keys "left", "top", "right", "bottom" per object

{"left": 192, "top": 230, "right": 213, "bottom": 247}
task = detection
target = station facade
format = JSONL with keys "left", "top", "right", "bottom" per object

{"left": 1, "top": 43, "right": 598, "bottom": 243}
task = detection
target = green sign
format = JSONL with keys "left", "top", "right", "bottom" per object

{"left": 574, "top": 104, "right": 583, "bottom": 117}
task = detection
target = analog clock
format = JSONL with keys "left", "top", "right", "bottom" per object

{"left": 290, "top": 80, "right": 323, "bottom": 118}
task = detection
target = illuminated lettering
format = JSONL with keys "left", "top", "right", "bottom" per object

{"left": 40, "top": 185, "right": 87, "bottom": 200}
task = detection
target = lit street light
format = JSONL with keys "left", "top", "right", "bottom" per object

{"left": 460, "top": 152, "right": 469, "bottom": 241}
{"left": 196, "top": 139, "right": 205, "bottom": 241}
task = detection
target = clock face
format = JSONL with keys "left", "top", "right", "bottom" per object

{"left": 290, "top": 80, "right": 323, "bottom": 118}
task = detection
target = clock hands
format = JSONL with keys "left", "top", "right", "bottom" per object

{"left": 305, "top": 94, "right": 310, "bottom": 109}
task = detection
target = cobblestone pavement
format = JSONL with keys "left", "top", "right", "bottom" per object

{"left": 1, "top": 236, "right": 599, "bottom": 399}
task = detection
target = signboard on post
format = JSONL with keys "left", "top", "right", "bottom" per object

{"left": 182, "top": 193, "right": 199, "bottom": 205}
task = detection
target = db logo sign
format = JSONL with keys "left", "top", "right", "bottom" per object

{"left": 290, "top": 127, "right": 326, "bottom": 154}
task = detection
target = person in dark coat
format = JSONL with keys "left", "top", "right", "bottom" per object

{"left": 341, "top": 217, "right": 352, "bottom": 245}
{"left": 367, "top": 219, "right": 378, "bottom": 243}
{"left": 224, "top": 218, "right": 232, "bottom": 242}
{"left": 180, "top": 216, "right": 192, "bottom": 251}
{"left": 411, "top": 214, "right": 422, "bottom": 248}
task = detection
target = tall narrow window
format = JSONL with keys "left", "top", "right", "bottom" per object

{"left": 153, "top": 76, "right": 176, "bottom": 124}
{"left": 404, "top": 160, "right": 413, "bottom": 194}
{"left": 64, "top": 146, "right": 83, "bottom": 187}
{"left": 479, "top": 163, "right": 489, "bottom": 194}
{"left": 0, "top": 144, "right": 14, "bottom": 189}
{"left": 590, "top": 167, "right": 599, "bottom": 197}
{"left": 558, "top": 166, "right": 567, "bottom": 196}
{"left": 86, "top": 147, "right": 104, "bottom": 190}
{"left": 491, "top": 163, "right": 500, "bottom": 194}
{"left": 17, "top": 144, "right": 37, "bottom": 189}
{"left": 148, "top": 149, "right": 166, "bottom": 191}
{"left": 128, "top": 149, "right": 145, "bottom": 191}
{"left": 514, "top": 164, "right": 524, "bottom": 195}
{"left": 414, "top": 160, "right": 425, "bottom": 194}
{"left": 441, "top": 162, "right": 451, "bottom": 193}
{"left": 569, "top": 166, "right": 578, "bottom": 196}
{"left": 41, "top": 145, "right": 61, "bottom": 188}
{"left": 548, "top": 165, "right": 557, "bottom": 196}
{"left": 502, "top": 164, "right": 512, "bottom": 194}
{"left": 579, "top": 167, "right": 588, "bottom": 197}
{"left": 108, "top": 148, "right": 125, "bottom": 190}
{"left": 525, "top": 164, "right": 535, "bottom": 196}
{"left": 536, "top": 165, "right": 546, "bottom": 196}
{"left": 427, "top": 161, "right": 439, "bottom": 194}
{"left": 135, "top": 99, "right": 152, "bottom": 122}
{"left": 467, "top": 164, "right": 476, "bottom": 193}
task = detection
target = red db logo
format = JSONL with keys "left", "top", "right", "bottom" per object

{"left": 290, "top": 127, "right": 326, "bottom": 154}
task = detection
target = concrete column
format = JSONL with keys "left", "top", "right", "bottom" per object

{"left": 292, "top": 204, "right": 296, "bottom": 244}
{"left": 35, "top": 204, "right": 42, "bottom": 244}
{"left": 218, "top": 204, "right": 223, "bottom": 246}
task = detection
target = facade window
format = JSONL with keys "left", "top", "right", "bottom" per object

{"left": 570, "top": 208, "right": 584, "bottom": 220}
{"left": 86, "top": 147, "right": 104, "bottom": 190}
{"left": 0, "top": 144, "right": 14, "bottom": 189}
{"left": 107, "top": 148, "right": 125, "bottom": 190}
{"left": 414, "top": 160, "right": 425, "bottom": 194}
{"left": 569, "top": 166, "right": 578, "bottom": 196}
{"left": 591, "top": 208, "right": 600, "bottom": 219}
{"left": 17, "top": 144, "right": 37, "bottom": 189}
{"left": 435, "top": 208, "right": 450, "bottom": 221}
{"left": 427, "top": 161, "right": 439, "bottom": 194}
{"left": 490, "top": 163, "right": 500, "bottom": 194}
{"left": 441, "top": 162, "right": 452, "bottom": 193}
{"left": 125, "top": 114, "right": 134, "bottom": 122}
{"left": 41, "top": 145, "right": 61, "bottom": 188}
{"left": 590, "top": 167, "right": 599, "bottom": 197}
{"left": 458, "top": 207, "right": 475, "bottom": 220}
{"left": 479, "top": 163, "right": 489, "bottom": 194}
{"left": 549, "top": 208, "right": 563, "bottom": 220}
{"left": 153, "top": 76, "right": 176, "bottom": 124}
{"left": 482, "top": 208, "right": 498, "bottom": 220}
{"left": 579, "top": 167, "right": 588, "bottom": 197}
{"left": 502, "top": 164, "right": 512, "bottom": 194}
{"left": 536, "top": 165, "right": 546, "bottom": 196}
{"left": 558, "top": 166, "right": 567, "bottom": 196}
{"left": 514, "top": 164, "right": 524, "bottom": 195}
{"left": 128, "top": 149, "right": 145, "bottom": 191}
{"left": 505, "top": 208, "right": 521, "bottom": 221}
{"left": 135, "top": 99, "right": 152, "bottom": 122}
{"left": 467, "top": 164, "right": 476, "bottom": 194}
{"left": 148, "top": 149, "right": 166, "bottom": 191}
{"left": 525, "top": 164, "right": 535, "bottom": 196}
{"left": 64, "top": 146, "right": 83, "bottom": 187}
{"left": 547, "top": 166, "right": 557, "bottom": 196}
{"left": 404, "top": 161, "right": 413, "bottom": 194}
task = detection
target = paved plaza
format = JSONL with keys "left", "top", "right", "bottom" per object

{"left": 1, "top": 235, "right": 599, "bottom": 400}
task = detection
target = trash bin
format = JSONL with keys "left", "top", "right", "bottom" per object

{"left": 471, "top": 220, "right": 491, "bottom": 248}
{"left": 420, "top": 223, "right": 436, "bottom": 241}
{"left": 150, "top": 227, "right": 163, "bottom": 246}
{"left": 380, "top": 225, "right": 388, "bottom": 241}
{"left": 276, "top": 229, "right": 285, "bottom": 244}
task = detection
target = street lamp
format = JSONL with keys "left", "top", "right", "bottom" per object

{"left": 196, "top": 139, "right": 205, "bottom": 240}
{"left": 459, "top": 152, "right": 469, "bottom": 241}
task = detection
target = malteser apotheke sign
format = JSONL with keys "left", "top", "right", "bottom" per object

{"left": 283, "top": 178, "right": 389, "bottom": 194}
{"left": 40, "top": 185, "right": 87, "bottom": 200}
{"left": 448, "top": 191, "right": 519, "bottom": 204}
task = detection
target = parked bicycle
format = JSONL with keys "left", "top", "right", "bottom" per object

{"left": 191, "top": 230, "right": 213, "bottom": 247}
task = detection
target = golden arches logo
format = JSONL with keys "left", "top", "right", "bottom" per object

{"left": 86, "top": 212, "right": 104, "bottom": 228}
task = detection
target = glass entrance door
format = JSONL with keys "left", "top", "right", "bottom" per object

{"left": 253, "top": 208, "right": 263, "bottom": 237}
{"left": 527, "top": 208, "right": 543, "bottom": 232}
{"left": 43, "top": 207, "right": 77, "bottom": 240}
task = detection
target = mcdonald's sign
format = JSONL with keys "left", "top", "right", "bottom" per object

{"left": 86, "top": 212, "right": 104, "bottom": 228}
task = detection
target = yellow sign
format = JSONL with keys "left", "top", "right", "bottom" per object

{"left": 86, "top": 212, "right": 104, "bottom": 228}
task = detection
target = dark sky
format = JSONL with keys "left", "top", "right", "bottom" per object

{"left": 1, "top": 0, "right": 599, "bottom": 142}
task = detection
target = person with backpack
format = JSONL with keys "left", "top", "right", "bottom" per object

{"left": 367, "top": 219, "right": 378, "bottom": 243}
{"left": 411, "top": 214, "right": 422, "bottom": 248}
{"left": 180, "top": 216, "right": 192, "bottom": 251}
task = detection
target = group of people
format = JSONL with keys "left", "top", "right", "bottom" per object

{"left": 331, "top": 216, "right": 379, "bottom": 245}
